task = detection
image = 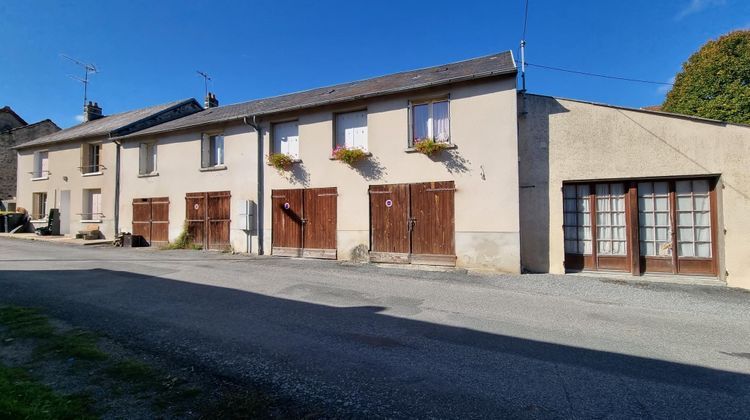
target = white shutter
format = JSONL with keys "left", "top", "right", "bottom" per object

{"left": 91, "top": 191, "right": 102, "bottom": 216}
{"left": 150, "top": 143, "right": 157, "bottom": 173}
{"left": 336, "top": 111, "right": 367, "bottom": 151}
{"left": 139, "top": 143, "right": 148, "bottom": 174}
{"left": 40, "top": 152, "right": 48, "bottom": 174}
{"left": 274, "top": 122, "right": 299, "bottom": 159}
{"left": 215, "top": 136, "right": 224, "bottom": 165}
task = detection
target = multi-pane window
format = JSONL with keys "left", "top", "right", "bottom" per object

{"left": 32, "top": 192, "right": 47, "bottom": 220}
{"left": 595, "top": 183, "right": 626, "bottom": 255}
{"left": 139, "top": 142, "right": 157, "bottom": 175}
{"left": 81, "top": 143, "right": 102, "bottom": 174}
{"left": 201, "top": 134, "right": 224, "bottom": 167}
{"left": 272, "top": 121, "right": 299, "bottom": 159}
{"left": 676, "top": 179, "right": 712, "bottom": 257}
{"left": 33, "top": 151, "right": 49, "bottom": 178}
{"left": 335, "top": 111, "right": 368, "bottom": 151}
{"left": 82, "top": 189, "right": 102, "bottom": 221}
{"left": 638, "top": 182, "right": 671, "bottom": 257}
{"left": 411, "top": 99, "right": 450, "bottom": 144}
{"left": 563, "top": 184, "right": 592, "bottom": 254}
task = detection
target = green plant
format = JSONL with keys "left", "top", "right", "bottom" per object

{"left": 164, "top": 223, "right": 198, "bottom": 250}
{"left": 267, "top": 153, "right": 294, "bottom": 171}
{"left": 332, "top": 146, "right": 368, "bottom": 165}
{"left": 662, "top": 30, "right": 750, "bottom": 124}
{"left": 413, "top": 138, "right": 449, "bottom": 155}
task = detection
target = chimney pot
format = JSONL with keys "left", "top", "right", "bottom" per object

{"left": 83, "top": 101, "right": 103, "bottom": 122}
{"left": 205, "top": 92, "right": 219, "bottom": 108}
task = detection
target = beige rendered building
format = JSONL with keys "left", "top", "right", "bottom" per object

{"left": 14, "top": 99, "right": 202, "bottom": 237}
{"left": 115, "top": 52, "right": 522, "bottom": 272}
{"left": 518, "top": 93, "right": 750, "bottom": 289}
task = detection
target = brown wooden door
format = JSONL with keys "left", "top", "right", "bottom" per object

{"left": 185, "top": 191, "right": 230, "bottom": 250}
{"left": 207, "top": 191, "right": 231, "bottom": 249}
{"left": 149, "top": 197, "right": 170, "bottom": 247}
{"left": 302, "top": 188, "right": 337, "bottom": 258}
{"left": 409, "top": 181, "right": 456, "bottom": 265}
{"left": 132, "top": 197, "right": 170, "bottom": 247}
{"left": 271, "top": 189, "right": 304, "bottom": 256}
{"left": 369, "top": 184, "right": 410, "bottom": 263}
{"left": 132, "top": 198, "right": 152, "bottom": 243}
{"left": 186, "top": 193, "right": 207, "bottom": 248}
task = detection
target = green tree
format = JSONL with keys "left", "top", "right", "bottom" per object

{"left": 662, "top": 30, "right": 750, "bottom": 124}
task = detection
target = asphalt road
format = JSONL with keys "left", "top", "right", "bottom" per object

{"left": 1, "top": 238, "right": 749, "bottom": 419}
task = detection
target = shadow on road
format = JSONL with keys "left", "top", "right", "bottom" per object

{"left": 1, "top": 268, "right": 748, "bottom": 418}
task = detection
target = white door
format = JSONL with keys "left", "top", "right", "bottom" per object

{"left": 60, "top": 190, "right": 70, "bottom": 235}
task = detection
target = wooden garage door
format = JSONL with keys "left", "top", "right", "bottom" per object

{"left": 303, "top": 188, "right": 337, "bottom": 259}
{"left": 271, "top": 188, "right": 337, "bottom": 259}
{"left": 185, "top": 191, "right": 230, "bottom": 250}
{"left": 369, "top": 181, "right": 456, "bottom": 266}
{"left": 132, "top": 197, "right": 169, "bottom": 247}
{"left": 271, "top": 189, "right": 304, "bottom": 256}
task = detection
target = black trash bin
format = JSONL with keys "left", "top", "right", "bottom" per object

{"left": 5, "top": 213, "right": 25, "bottom": 232}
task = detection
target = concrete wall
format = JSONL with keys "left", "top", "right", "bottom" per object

{"left": 118, "top": 123, "right": 259, "bottom": 252}
{"left": 16, "top": 137, "right": 117, "bottom": 237}
{"left": 261, "top": 77, "right": 521, "bottom": 272}
{"left": 1, "top": 120, "right": 59, "bottom": 202}
{"left": 518, "top": 94, "right": 750, "bottom": 289}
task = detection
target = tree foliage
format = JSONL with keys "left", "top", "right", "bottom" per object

{"left": 662, "top": 30, "right": 750, "bottom": 124}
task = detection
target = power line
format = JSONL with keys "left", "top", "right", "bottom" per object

{"left": 526, "top": 62, "right": 674, "bottom": 86}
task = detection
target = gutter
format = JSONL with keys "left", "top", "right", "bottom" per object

{"left": 112, "top": 135, "right": 122, "bottom": 235}
{"left": 243, "top": 116, "right": 264, "bottom": 255}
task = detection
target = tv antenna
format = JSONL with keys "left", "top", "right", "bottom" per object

{"left": 196, "top": 70, "right": 211, "bottom": 97}
{"left": 520, "top": 0, "right": 529, "bottom": 92}
{"left": 61, "top": 54, "right": 98, "bottom": 109}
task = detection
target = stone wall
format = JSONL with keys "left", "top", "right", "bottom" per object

{"left": 1, "top": 119, "right": 60, "bottom": 202}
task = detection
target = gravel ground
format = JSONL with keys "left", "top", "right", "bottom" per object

{"left": 1, "top": 237, "right": 749, "bottom": 419}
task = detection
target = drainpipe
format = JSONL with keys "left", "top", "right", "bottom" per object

{"left": 112, "top": 136, "right": 122, "bottom": 236}
{"left": 243, "top": 116, "right": 264, "bottom": 255}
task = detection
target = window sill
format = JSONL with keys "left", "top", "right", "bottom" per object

{"left": 30, "top": 219, "right": 47, "bottom": 224}
{"left": 328, "top": 152, "right": 372, "bottom": 161}
{"left": 138, "top": 172, "right": 159, "bottom": 178}
{"left": 31, "top": 176, "right": 49, "bottom": 181}
{"left": 80, "top": 220, "right": 102, "bottom": 223}
{"left": 199, "top": 165, "right": 227, "bottom": 172}
{"left": 82, "top": 172, "right": 103, "bottom": 177}
{"left": 404, "top": 143, "right": 457, "bottom": 153}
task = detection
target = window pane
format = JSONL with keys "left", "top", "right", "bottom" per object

{"left": 638, "top": 182, "right": 652, "bottom": 195}
{"left": 693, "top": 179, "right": 710, "bottom": 194}
{"left": 678, "top": 227, "right": 694, "bottom": 241}
{"left": 641, "top": 227, "right": 654, "bottom": 241}
{"left": 564, "top": 198, "right": 576, "bottom": 212}
{"left": 577, "top": 184, "right": 590, "bottom": 197}
{"left": 676, "top": 196, "right": 692, "bottom": 210}
{"left": 565, "top": 240, "right": 576, "bottom": 253}
{"left": 655, "top": 227, "right": 669, "bottom": 241}
{"left": 582, "top": 240, "right": 592, "bottom": 254}
{"left": 432, "top": 101, "right": 450, "bottom": 142}
{"left": 412, "top": 104, "right": 429, "bottom": 141}
{"left": 675, "top": 180, "right": 692, "bottom": 194}
{"left": 678, "top": 242, "right": 695, "bottom": 257}
{"left": 655, "top": 197, "right": 669, "bottom": 211}
{"left": 564, "top": 213, "right": 576, "bottom": 226}
{"left": 694, "top": 195, "right": 709, "bottom": 211}
{"left": 695, "top": 227, "right": 711, "bottom": 241}
{"left": 677, "top": 212, "right": 693, "bottom": 226}
{"left": 655, "top": 212, "right": 669, "bottom": 226}
{"left": 563, "top": 185, "right": 576, "bottom": 198}
{"left": 654, "top": 182, "right": 669, "bottom": 195}
{"left": 694, "top": 211, "right": 710, "bottom": 226}
{"left": 640, "top": 197, "right": 653, "bottom": 211}
{"left": 598, "top": 241, "right": 611, "bottom": 254}
{"left": 696, "top": 242, "right": 711, "bottom": 257}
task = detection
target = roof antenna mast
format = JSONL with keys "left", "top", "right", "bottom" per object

{"left": 520, "top": 0, "right": 529, "bottom": 92}
{"left": 196, "top": 71, "right": 211, "bottom": 98}
{"left": 61, "top": 54, "right": 98, "bottom": 110}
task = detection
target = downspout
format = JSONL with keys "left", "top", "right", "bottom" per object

{"left": 243, "top": 116, "right": 264, "bottom": 255}
{"left": 112, "top": 136, "right": 122, "bottom": 236}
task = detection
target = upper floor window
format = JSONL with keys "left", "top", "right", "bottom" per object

{"left": 32, "top": 151, "right": 49, "bottom": 179}
{"left": 272, "top": 121, "right": 299, "bottom": 159}
{"left": 335, "top": 110, "right": 368, "bottom": 151}
{"left": 32, "top": 192, "right": 47, "bottom": 220}
{"left": 201, "top": 134, "right": 224, "bottom": 168}
{"left": 139, "top": 142, "right": 157, "bottom": 175}
{"left": 410, "top": 99, "right": 450, "bottom": 145}
{"left": 81, "top": 143, "right": 102, "bottom": 174}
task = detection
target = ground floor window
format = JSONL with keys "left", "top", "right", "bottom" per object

{"left": 563, "top": 177, "right": 717, "bottom": 276}
{"left": 32, "top": 192, "right": 47, "bottom": 220}
{"left": 82, "top": 189, "right": 102, "bottom": 221}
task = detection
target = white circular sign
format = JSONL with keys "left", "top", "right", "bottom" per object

{"left": 193, "top": 204, "right": 199, "bottom": 210}
{"left": 385, "top": 199, "right": 393, "bottom": 208}
{"left": 284, "top": 202, "right": 290, "bottom": 210}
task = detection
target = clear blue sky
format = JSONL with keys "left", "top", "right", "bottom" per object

{"left": 1, "top": 0, "right": 748, "bottom": 128}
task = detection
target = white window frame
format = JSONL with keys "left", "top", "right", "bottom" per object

{"left": 138, "top": 142, "right": 158, "bottom": 175}
{"left": 201, "top": 133, "right": 225, "bottom": 168}
{"left": 272, "top": 121, "right": 300, "bottom": 159}
{"left": 81, "top": 143, "right": 103, "bottom": 175}
{"left": 81, "top": 188, "right": 103, "bottom": 222}
{"left": 334, "top": 110, "right": 368, "bottom": 151}
{"left": 408, "top": 97, "right": 451, "bottom": 146}
{"left": 32, "top": 151, "right": 49, "bottom": 180}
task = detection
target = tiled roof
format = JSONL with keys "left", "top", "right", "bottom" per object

{"left": 118, "top": 51, "right": 516, "bottom": 139}
{"left": 16, "top": 99, "right": 200, "bottom": 149}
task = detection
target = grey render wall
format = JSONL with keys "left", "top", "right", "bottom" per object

{"left": 517, "top": 93, "right": 750, "bottom": 289}
{"left": 0, "top": 120, "right": 60, "bottom": 201}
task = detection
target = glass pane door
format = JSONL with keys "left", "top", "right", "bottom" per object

{"left": 638, "top": 182, "right": 672, "bottom": 257}
{"left": 563, "top": 184, "right": 592, "bottom": 255}
{"left": 675, "top": 180, "right": 712, "bottom": 258}
{"left": 596, "top": 183, "right": 626, "bottom": 255}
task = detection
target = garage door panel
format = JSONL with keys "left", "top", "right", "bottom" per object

{"left": 369, "top": 184, "right": 409, "bottom": 255}
{"left": 272, "top": 189, "right": 303, "bottom": 251}
{"left": 303, "top": 187, "right": 337, "bottom": 253}
{"left": 410, "top": 181, "right": 455, "bottom": 257}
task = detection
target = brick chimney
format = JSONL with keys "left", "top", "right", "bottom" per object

{"left": 204, "top": 92, "right": 219, "bottom": 108}
{"left": 83, "top": 101, "right": 103, "bottom": 122}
